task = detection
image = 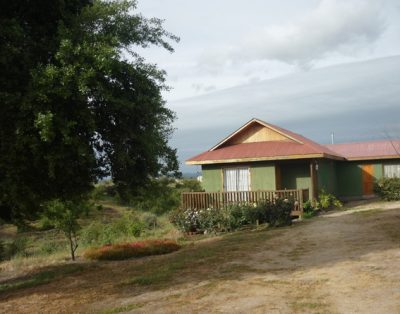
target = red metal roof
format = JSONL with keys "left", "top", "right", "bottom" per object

{"left": 325, "top": 140, "right": 400, "bottom": 160}
{"left": 186, "top": 119, "right": 400, "bottom": 165}
{"left": 187, "top": 141, "right": 342, "bottom": 164}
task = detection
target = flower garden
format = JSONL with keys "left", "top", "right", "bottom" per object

{"left": 84, "top": 239, "right": 181, "bottom": 260}
{"left": 170, "top": 198, "right": 294, "bottom": 234}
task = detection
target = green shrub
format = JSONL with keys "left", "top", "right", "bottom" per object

{"left": 84, "top": 239, "right": 181, "bottom": 261}
{"left": 169, "top": 207, "right": 200, "bottom": 233}
{"left": 263, "top": 198, "right": 293, "bottom": 227}
{"left": 80, "top": 222, "right": 104, "bottom": 246}
{"left": 175, "top": 179, "right": 203, "bottom": 192}
{"left": 375, "top": 177, "right": 400, "bottom": 200}
{"left": 38, "top": 215, "right": 55, "bottom": 230}
{"left": 6, "top": 237, "right": 29, "bottom": 258}
{"left": 316, "top": 189, "right": 342, "bottom": 210}
{"left": 142, "top": 212, "right": 158, "bottom": 229}
{"left": 80, "top": 212, "right": 144, "bottom": 246}
{"left": 92, "top": 180, "right": 118, "bottom": 201}
{"left": 303, "top": 200, "right": 315, "bottom": 213}
{"left": 171, "top": 198, "right": 294, "bottom": 233}
{"left": 39, "top": 241, "right": 64, "bottom": 255}
{"left": 0, "top": 240, "right": 5, "bottom": 261}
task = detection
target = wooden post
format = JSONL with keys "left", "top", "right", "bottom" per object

{"left": 310, "top": 160, "right": 319, "bottom": 205}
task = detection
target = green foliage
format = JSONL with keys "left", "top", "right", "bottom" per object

{"left": 265, "top": 198, "right": 293, "bottom": 227}
{"left": 84, "top": 239, "right": 181, "bottom": 261}
{"left": 303, "top": 200, "right": 315, "bottom": 213}
{"left": 375, "top": 177, "right": 400, "bottom": 200}
{"left": 0, "top": 240, "right": 5, "bottom": 261}
{"left": 302, "top": 200, "right": 317, "bottom": 219}
{"left": 315, "top": 190, "right": 342, "bottom": 210}
{"left": 142, "top": 212, "right": 158, "bottom": 229}
{"left": 80, "top": 212, "right": 144, "bottom": 246}
{"left": 0, "top": 0, "right": 180, "bottom": 221}
{"left": 170, "top": 199, "right": 294, "bottom": 234}
{"left": 39, "top": 241, "right": 64, "bottom": 256}
{"left": 91, "top": 181, "right": 118, "bottom": 202}
{"left": 175, "top": 179, "right": 203, "bottom": 192}
{"left": 43, "top": 200, "right": 88, "bottom": 260}
{"left": 38, "top": 215, "right": 55, "bottom": 231}
{"left": 129, "top": 178, "right": 180, "bottom": 214}
{"left": 5, "top": 237, "right": 29, "bottom": 259}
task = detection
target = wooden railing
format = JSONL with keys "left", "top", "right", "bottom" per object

{"left": 181, "top": 189, "right": 309, "bottom": 216}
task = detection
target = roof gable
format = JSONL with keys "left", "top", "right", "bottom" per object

{"left": 210, "top": 118, "right": 302, "bottom": 151}
{"left": 187, "top": 118, "right": 344, "bottom": 165}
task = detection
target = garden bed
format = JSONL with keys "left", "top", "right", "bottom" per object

{"left": 84, "top": 239, "right": 181, "bottom": 261}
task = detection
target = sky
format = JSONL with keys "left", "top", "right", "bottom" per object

{"left": 135, "top": 0, "right": 400, "bottom": 173}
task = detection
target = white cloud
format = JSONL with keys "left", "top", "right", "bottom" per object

{"left": 199, "top": 0, "right": 386, "bottom": 70}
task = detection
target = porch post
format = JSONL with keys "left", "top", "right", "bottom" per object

{"left": 310, "top": 160, "right": 319, "bottom": 202}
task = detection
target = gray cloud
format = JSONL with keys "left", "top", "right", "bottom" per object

{"left": 171, "top": 55, "right": 400, "bottom": 172}
{"left": 199, "top": 0, "right": 386, "bottom": 70}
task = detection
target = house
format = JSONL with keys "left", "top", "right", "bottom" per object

{"left": 186, "top": 118, "right": 400, "bottom": 201}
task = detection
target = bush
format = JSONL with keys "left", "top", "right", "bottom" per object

{"left": 375, "top": 177, "right": 400, "bottom": 200}
{"left": 84, "top": 239, "right": 181, "bottom": 261}
{"left": 170, "top": 198, "right": 294, "bottom": 234}
{"left": 0, "top": 241, "right": 5, "bottom": 261}
{"left": 316, "top": 189, "right": 342, "bottom": 210}
{"left": 141, "top": 212, "right": 158, "bottom": 229}
{"left": 169, "top": 207, "right": 200, "bottom": 233}
{"left": 6, "top": 237, "right": 29, "bottom": 259}
{"left": 91, "top": 180, "right": 118, "bottom": 201}
{"left": 264, "top": 198, "right": 293, "bottom": 227}
{"left": 38, "top": 215, "right": 55, "bottom": 231}
{"left": 80, "top": 212, "right": 144, "bottom": 246}
{"left": 39, "top": 241, "right": 64, "bottom": 255}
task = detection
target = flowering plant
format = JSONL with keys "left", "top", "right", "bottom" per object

{"left": 84, "top": 239, "right": 181, "bottom": 260}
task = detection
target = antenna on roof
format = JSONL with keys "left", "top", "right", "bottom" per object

{"left": 331, "top": 132, "right": 335, "bottom": 144}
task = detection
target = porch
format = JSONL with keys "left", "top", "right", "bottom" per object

{"left": 181, "top": 188, "right": 309, "bottom": 217}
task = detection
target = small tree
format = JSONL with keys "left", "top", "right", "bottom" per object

{"left": 44, "top": 200, "right": 87, "bottom": 261}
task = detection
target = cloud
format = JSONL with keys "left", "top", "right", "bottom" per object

{"left": 192, "top": 83, "right": 216, "bottom": 93}
{"left": 171, "top": 55, "right": 400, "bottom": 171}
{"left": 199, "top": 0, "right": 386, "bottom": 70}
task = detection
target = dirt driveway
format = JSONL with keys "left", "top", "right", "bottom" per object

{"left": 1, "top": 202, "right": 400, "bottom": 313}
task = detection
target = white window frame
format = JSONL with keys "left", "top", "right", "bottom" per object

{"left": 223, "top": 167, "right": 250, "bottom": 192}
{"left": 383, "top": 164, "right": 400, "bottom": 178}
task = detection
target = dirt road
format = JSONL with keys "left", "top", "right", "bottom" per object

{"left": 1, "top": 203, "right": 400, "bottom": 313}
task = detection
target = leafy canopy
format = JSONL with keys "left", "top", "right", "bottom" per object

{"left": 0, "top": 0, "right": 180, "bottom": 220}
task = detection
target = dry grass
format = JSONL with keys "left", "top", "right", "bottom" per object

{"left": 1, "top": 202, "right": 400, "bottom": 313}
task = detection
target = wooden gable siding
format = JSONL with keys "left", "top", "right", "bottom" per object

{"left": 221, "top": 123, "right": 293, "bottom": 147}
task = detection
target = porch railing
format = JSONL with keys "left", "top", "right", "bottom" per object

{"left": 181, "top": 189, "right": 309, "bottom": 216}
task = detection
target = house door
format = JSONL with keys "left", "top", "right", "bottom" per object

{"left": 362, "top": 164, "right": 374, "bottom": 195}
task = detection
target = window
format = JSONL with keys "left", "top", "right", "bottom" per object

{"left": 223, "top": 168, "right": 250, "bottom": 192}
{"left": 384, "top": 164, "right": 400, "bottom": 178}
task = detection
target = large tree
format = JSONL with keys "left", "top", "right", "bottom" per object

{"left": 0, "top": 0, "right": 180, "bottom": 220}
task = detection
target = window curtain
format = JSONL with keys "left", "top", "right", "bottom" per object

{"left": 384, "top": 164, "right": 400, "bottom": 178}
{"left": 224, "top": 168, "right": 249, "bottom": 191}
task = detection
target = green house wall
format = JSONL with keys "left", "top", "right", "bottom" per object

{"left": 317, "top": 160, "right": 337, "bottom": 195}
{"left": 202, "top": 162, "right": 311, "bottom": 195}
{"left": 250, "top": 162, "right": 276, "bottom": 190}
{"left": 202, "top": 165, "right": 222, "bottom": 192}
{"left": 335, "top": 161, "right": 385, "bottom": 197}
{"left": 280, "top": 163, "right": 312, "bottom": 199}
{"left": 201, "top": 159, "right": 396, "bottom": 198}
{"left": 201, "top": 162, "right": 276, "bottom": 192}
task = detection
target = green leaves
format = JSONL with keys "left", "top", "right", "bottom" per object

{"left": 34, "top": 111, "right": 55, "bottom": 142}
{"left": 1, "top": 0, "right": 180, "bottom": 220}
